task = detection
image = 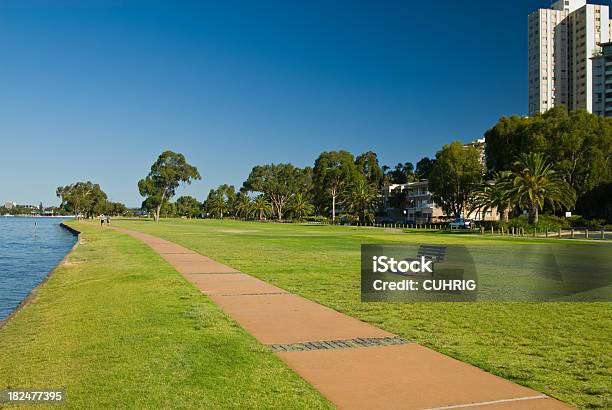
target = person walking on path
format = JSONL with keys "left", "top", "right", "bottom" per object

{"left": 106, "top": 214, "right": 111, "bottom": 225}
{"left": 100, "top": 214, "right": 105, "bottom": 227}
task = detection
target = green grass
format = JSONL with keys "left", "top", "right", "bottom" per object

{"left": 112, "top": 218, "right": 612, "bottom": 409}
{"left": 0, "top": 222, "right": 332, "bottom": 409}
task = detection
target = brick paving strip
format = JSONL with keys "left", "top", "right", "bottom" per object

{"left": 112, "top": 227, "right": 571, "bottom": 409}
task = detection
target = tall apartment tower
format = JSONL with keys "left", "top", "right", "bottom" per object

{"left": 591, "top": 41, "right": 612, "bottom": 116}
{"left": 528, "top": 0, "right": 611, "bottom": 115}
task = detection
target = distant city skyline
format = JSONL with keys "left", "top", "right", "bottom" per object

{"left": 0, "top": 1, "right": 557, "bottom": 207}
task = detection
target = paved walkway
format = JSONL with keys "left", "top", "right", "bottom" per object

{"left": 113, "top": 227, "right": 571, "bottom": 410}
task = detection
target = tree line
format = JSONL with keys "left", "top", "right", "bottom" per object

{"left": 421, "top": 110, "right": 611, "bottom": 226}
{"left": 55, "top": 181, "right": 128, "bottom": 218}
{"left": 422, "top": 107, "right": 611, "bottom": 226}
{"left": 0, "top": 203, "right": 61, "bottom": 216}
{"left": 477, "top": 107, "right": 612, "bottom": 224}
{"left": 135, "top": 150, "right": 437, "bottom": 223}
{"left": 54, "top": 106, "right": 611, "bottom": 225}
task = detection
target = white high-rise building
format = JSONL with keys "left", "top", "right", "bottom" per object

{"left": 528, "top": 0, "right": 611, "bottom": 115}
{"left": 591, "top": 41, "right": 612, "bottom": 116}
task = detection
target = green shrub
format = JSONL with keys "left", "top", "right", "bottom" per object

{"left": 492, "top": 214, "right": 607, "bottom": 232}
{"left": 476, "top": 220, "right": 502, "bottom": 230}
{"left": 566, "top": 216, "right": 606, "bottom": 228}
{"left": 505, "top": 215, "right": 533, "bottom": 232}
{"left": 479, "top": 215, "right": 564, "bottom": 233}
{"left": 533, "top": 215, "right": 567, "bottom": 231}
{"left": 303, "top": 215, "right": 329, "bottom": 223}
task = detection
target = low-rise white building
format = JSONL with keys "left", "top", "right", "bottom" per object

{"left": 380, "top": 180, "right": 499, "bottom": 224}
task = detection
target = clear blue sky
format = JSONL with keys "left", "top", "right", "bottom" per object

{"left": 0, "top": 0, "right": 569, "bottom": 207}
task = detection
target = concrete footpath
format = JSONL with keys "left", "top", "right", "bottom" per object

{"left": 113, "top": 227, "right": 571, "bottom": 410}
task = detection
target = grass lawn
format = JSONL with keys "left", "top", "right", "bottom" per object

{"left": 112, "top": 218, "right": 612, "bottom": 409}
{"left": 0, "top": 222, "right": 332, "bottom": 409}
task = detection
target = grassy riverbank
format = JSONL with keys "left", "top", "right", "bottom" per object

{"left": 0, "top": 222, "right": 331, "bottom": 408}
{"left": 113, "top": 218, "right": 611, "bottom": 409}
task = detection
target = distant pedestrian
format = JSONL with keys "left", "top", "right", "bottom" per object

{"left": 100, "top": 214, "right": 105, "bottom": 226}
{"left": 106, "top": 214, "right": 111, "bottom": 225}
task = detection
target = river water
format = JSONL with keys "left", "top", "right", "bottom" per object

{"left": 0, "top": 216, "right": 76, "bottom": 321}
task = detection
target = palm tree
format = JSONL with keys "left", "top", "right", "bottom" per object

{"left": 234, "top": 194, "right": 252, "bottom": 220}
{"left": 289, "top": 193, "right": 314, "bottom": 221}
{"left": 250, "top": 195, "right": 272, "bottom": 221}
{"left": 469, "top": 171, "right": 513, "bottom": 222}
{"left": 343, "top": 179, "right": 379, "bottom": 224}
{"left": 508, "top": 153, "right": 575, "bottom": 224}
{"left": 207, "top": 196, "right": 229, "bottom": 219}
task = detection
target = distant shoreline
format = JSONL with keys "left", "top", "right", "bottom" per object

{"left": 0, "top": 215, "right": 75, "bottom": 218}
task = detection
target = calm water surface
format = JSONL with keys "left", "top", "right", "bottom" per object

{"left": 0, "top": 217, "right": 76, "bottom": 320}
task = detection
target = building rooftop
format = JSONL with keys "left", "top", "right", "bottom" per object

{"left": 552, "top": 0, "right": 587, "bottom": 13}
